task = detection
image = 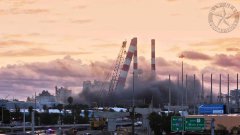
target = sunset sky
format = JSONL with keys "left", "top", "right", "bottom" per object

{"left": 0, "top": 0, "right": 240, "bottom": 100}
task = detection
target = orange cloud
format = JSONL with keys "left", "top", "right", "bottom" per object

{"left": 0, "top": 48, "right": 91, "bottom": 57}
{"left": 226, "top": 47, "right": 240, "bottom": 52}
{"left": 190, "top": 37, "right": 240, "bottom": 47}
{"left": 0, "top": 40, "right": 36, "bottom": 47}
{"left": 181, "top": 51, "right": 212, "bottom": 60}
{"left": 0, "top": 8, "right": 49, "bottom": 15}
{"left": 71, "top": 19, "right": 92, "bottom": 24}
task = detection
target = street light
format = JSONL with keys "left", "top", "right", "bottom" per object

{"left": 179, "top": 54, "right": 184, "bottom": 110}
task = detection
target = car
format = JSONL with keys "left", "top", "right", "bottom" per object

{"left": 45, "top": 128, "right": 56, "bottom": 134}
{"left": 83, "top": 133, "right": 92, "bottom": 135}
{"left": 134, "top": 121, "right": 142, "bottom": 126}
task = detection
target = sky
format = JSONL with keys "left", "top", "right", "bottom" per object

{"left": 0, "top": 0, "right": 240, "bottom": 100}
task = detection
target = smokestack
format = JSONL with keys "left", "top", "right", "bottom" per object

{"left": 151, "top": 39, "right": 156, "bottom": 77}
{"left": 133, "top": 39, "right": 138, "bottom": 79}
{"left": 116, "top": 37, "right": 137, "bottom": 90}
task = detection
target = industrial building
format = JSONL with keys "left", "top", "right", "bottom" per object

{"left": 55, "top": 86, "right": 72, "bottom": 104}
{"left": 230, "top": 89, "right": 240, "bottom": 113}
{"left": 36, "top": 90, "right": 57, "bottom": 107}
{"left": 82, "top": 80, "right": 110, "bottom": 91}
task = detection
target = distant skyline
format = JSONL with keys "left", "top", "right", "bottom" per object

{"left": 0, "top": 0, "right": 240, "bottom": 100}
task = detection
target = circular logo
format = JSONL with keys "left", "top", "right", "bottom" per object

{"left": 208, "top": 2, "right": 239, "bottom": 33}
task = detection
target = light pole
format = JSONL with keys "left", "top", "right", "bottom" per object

{"left": 179, "top": 54, "right": 184, "bottom": 111}
{"left": 179, "top": 54, "right": 184, "bottom": 135}
{"left": 23, "top": 107, "right": 26, "bottom": 134}
{"left": 168, "top": 74, "right": 171, "bottom": 115}
{"left": 1, "top": 105, "right": 3, "bottom": 122}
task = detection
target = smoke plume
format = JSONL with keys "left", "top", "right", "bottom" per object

{"left": 78, "top": 74, "right": 203, "bottom": 108}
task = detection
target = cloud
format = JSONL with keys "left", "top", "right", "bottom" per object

{"left": 167, "top": 0, "right": 177, "bottom": 2}
{"left": 171, "top": 13, "right": 180, "bottom": 16}
{"left": 75, "top": 5, "right": 87, "bottom": 9}
{"left": 0, "top": 48, "right": 91, "bottom": 57}
{"left": 91, "top": 43, "right": 120, "bottom": 48}
{"left": 1, "top": 33, "right": 41, "bottom": 39}
{"left": 190, "top": 37, "right": 240, "bottom": 47}
{"left": 0, "top": 54, "right": 236, "bottom": 100}
{"left": 0, "top": 8, "right": 49, "bottom": 15}
{"left": 212, "top": 53, "right": 240, "bottom": 71}
{"left": 0, "top": 55, "right": 200, "bottom": 100}
{"left": 181, "top": 51, "right": 212, "bottom": 60}
{"left": 20, "top": 9, "right": 49, "bottom": 14}
{"left": 71, "top": 19, "right": 92, "bottom": 24}
{"left": 226, "top": 48, "right": 240, "bottom": 52}
{"left": 137, "top": 56, "right": 198, "bottom": 78}
{"left": 0, "top": 40, "right": 36, "bottom": 47}
{"left": 0, "top": 56, "right": 113, "bottom": 99}
{"left": 200, "top": 6, "right": 210, "bottom": 10}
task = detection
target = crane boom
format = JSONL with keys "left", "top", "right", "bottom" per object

{"left": 109, "top": 41, "right": 127, "bottom": 92}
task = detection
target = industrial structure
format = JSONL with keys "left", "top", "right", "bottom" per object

{"left": 116, "top": 38, "right": 138, "bottom": 91}
{"left": 55, "top": 86, "right": 72, "bottom": 104}
{"left": 151, "top": 39, "right": 156, "bottom": 77}
{"left": 113, "top": 37, "right": 156, "bottom": 91}
{"left": 108, "top": 41, "right": 127, "bottom": 92}
{"left": 82, "top": 37, "right": 157, "bottom": 92}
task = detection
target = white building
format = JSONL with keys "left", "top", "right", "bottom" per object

{"left": 36, "top": 90, "right": 57, "bottom": 107}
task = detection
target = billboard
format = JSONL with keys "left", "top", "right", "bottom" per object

{"left": 198, "top": 104, "right": 225, "bottom": 114}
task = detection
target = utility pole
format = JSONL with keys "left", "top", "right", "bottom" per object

{"left": 1, "top": 105, "right": 3, "bottom": 122}
{"left": 237, "top": 73, "right": 239, "bottom": 112}
{"left": 193, "top": 74, "right": 196, "bottom": 115}
{"left": 227, "top": 74, "right": 230, "bottom": 114}
{"left": 132, "top": 71, "right": 135, "bottom": 135}
{"left": 32, "top": 92, "right": 36, "bottom": 135}
{"left": 23, "top": 107, "right": 26, "bottom": 134}
{"left": 185, "top": 74, "right": 188, "bottom": 106}
{"left": 168, "top": 74, "right": 171, "bottom": 114}
{"left": 210, "top": 74, "right": 213, "bottom": 104}
{"left": 202, "top": 74, "right": 204, "bottom": 103}
{"left": 178, "top": 74, "right": 180, "bottom": 106}
{"left": 219, "top": 74, "right": 222, "bottom": 103}
{"left": 182, "top": 61, "right": 184, "bottom": 107}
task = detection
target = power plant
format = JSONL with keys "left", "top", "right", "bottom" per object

{"left": 79, "top": 37, "right": 240, "bottom": 134}
{"left": 112, "top": 37, "right": 157, "bottom": 92}
{"left": 115, "top": 37, "right": 138, "bottom": 91}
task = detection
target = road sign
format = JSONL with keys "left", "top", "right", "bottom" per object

{"left": 171, "top": 116, "right": 184, "bottom": 131}
{"left": 185, "top": 118, "right": 205, "bottom": 131}
{"left": 198, "top": 104, "right": 225, "bottom": 114}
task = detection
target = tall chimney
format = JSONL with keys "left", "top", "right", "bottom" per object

{"left": 133, "top": 39, "right": 138, "bottom": 79}
{"left": 116, "top": 37, "right": 137, "bottom": 90}
{"left": 151, "top": 39, "right": 156, "bottom": 77}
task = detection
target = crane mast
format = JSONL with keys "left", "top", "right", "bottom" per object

{"left": 109, "top": 41, "right": 127, "bottom": 92}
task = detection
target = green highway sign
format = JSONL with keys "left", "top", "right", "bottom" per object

{"left": 171, "top": 116, "right": 184, "bottom": 131}
{"left": 185, "top": 118, "right": 205, "bottom": 131}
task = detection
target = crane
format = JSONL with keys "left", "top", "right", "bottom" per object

{"left": 95, "top": 41, "right": 127, "bottom": 107}
{"left": 109, "top": 41, "right": 127, "bottom": 92}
